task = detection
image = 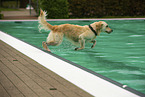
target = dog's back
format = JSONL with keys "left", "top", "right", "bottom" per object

{"left": 38, "top": 10, "right": 86, "bottom": 45}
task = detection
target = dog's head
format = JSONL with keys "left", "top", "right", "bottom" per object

{"left": 95, "top": 21, "right": 113, "bottom": 35}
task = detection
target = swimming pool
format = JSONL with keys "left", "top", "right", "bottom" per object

{"left": 0, "top": 19, "right": 145, "bottom": 94}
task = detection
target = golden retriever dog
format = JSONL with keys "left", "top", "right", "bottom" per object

{"left": 38, "top": 9, "right": 113, "bottom": 52}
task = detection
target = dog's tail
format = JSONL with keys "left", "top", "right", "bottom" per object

{"left": 38, "top": 9, "right": 53, "bottom": 32}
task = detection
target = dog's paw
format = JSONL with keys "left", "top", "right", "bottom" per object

{"left": 75, "top": 47, "right": 78, "bottom": 50}
{"left": 91, "top": 45, "right": 95, "bottom": 48}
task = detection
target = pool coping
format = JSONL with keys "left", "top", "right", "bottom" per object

{"left": 0, "top": 18, "right": 145, "bottom": 22}
{"left": 0, "top": 19, "right": 145, "bottom": 97}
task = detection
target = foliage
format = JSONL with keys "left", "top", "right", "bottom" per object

{"left": 0, "top": 1, "right": 19, "bottom": 8}
{"left": 68, "top": 0, "right": 145, "bottom": 18}
{"left": 0, "top": 10, "right": 3, "bottom": 19}
{"left": 39, "top": 0, "right": 69, "bottom": 19}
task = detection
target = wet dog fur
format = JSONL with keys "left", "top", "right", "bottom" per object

{"left": 38, "top": 9, "right": 113, "bottom": 52}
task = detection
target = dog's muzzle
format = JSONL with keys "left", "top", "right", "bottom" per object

{"left": 106, "top": 29, "right": 113, "bottom": 34}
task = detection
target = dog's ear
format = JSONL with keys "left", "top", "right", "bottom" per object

{"left": 96, "top": 21, "right": 103, "bottom": 30}
{"left": 96, "top": 22, "right": 103, "bottom": 36}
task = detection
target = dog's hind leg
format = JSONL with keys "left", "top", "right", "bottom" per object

{"left": 42, "top": 41, "right": 51, "bottom": 52}
{"left": 42, "top": 41, "right": 60, "bottom": 52}
{"left": 75, "top": 36, "right": 85, "bottom": 50}
{"left": 43, "top": 32, "right": 63, "bottom": 52}
{"left": 91, "top": 40, "right": 96, "bottom": 48}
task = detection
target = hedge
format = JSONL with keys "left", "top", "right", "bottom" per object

{"left": 68, "top": 0, "right": 145, "bottom": 18}
{"left": 0, "top": 10, "right": 3, "bottom": 19}
{"left": 39, "top": 0, "right": 69, "bottom": 19}
{"left": 36, "top": 0, "right": 144, "bottom": 18}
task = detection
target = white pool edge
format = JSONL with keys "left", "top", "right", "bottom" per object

{"left": 0, "top": 18, "right": 145, "bottom": 22}
{"left": 0, "top": 31, "right": 142, "bottom": 97}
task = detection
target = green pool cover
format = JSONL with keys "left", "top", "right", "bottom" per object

{"left": 0, "top": 20, "right": 145, "bottom": 94}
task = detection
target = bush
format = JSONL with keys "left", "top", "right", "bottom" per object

{"left": 68, "top": 0, "right": 145, "bottom": 18}
{"left": 68, "top": 0, "right": 103, "bottom": 18}
{"left": 0, "top": 10, "right": 3, "bottom": 19}
{"left": 39, "top": 0, "right": 69, "bottom": 19}
{"left": 0, "top": 14, "right": 3, "bottom": 19}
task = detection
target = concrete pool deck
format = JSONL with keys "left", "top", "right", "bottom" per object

{"left": 1, "top": 8, "right": 145, "bottom": 20}
{"left": 1, "top": 8, "right": 38, "bottom": 20}
{"left": 0, "top": 40, "right": 93, "bottom": 97}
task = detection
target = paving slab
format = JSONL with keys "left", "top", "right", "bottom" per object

{"left": 1, "top": 8, "right": 37, "bottom": 19}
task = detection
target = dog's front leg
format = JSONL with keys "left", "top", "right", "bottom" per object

{"left": 91, "top": 40, "right": 96, "bottom": 48}
{"left": 75, "top": 36, "right": 85, "bottom": 51}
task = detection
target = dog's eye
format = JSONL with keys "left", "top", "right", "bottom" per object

{"left": 106, "top": 25, "right": 109, "bottom": 27}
